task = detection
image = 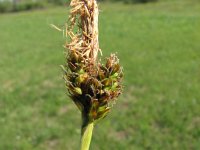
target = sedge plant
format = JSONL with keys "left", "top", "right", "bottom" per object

{"left": 60, "top": 0, "right": 123, "bottom": 149}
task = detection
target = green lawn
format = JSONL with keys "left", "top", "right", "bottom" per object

{"left": 0, "top": 1, "right": 200, "bottom": 149}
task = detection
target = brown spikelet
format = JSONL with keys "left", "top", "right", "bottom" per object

{"left": 62, "top": 0, "right": 123, "bottom": 124}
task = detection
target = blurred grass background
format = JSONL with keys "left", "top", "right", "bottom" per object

{"left": 0, "top": 0, "right": 200, "bottom": 149}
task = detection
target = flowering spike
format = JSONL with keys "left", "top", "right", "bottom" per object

{"left": 61, "top": 0, "right": 123, "bottom": 149}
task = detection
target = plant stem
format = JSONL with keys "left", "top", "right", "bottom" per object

{"left": 81, "top": 122, "right": 94, "bottom": 150}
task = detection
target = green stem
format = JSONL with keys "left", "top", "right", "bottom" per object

{"left": 81, "top": 120, "right": 94, "bottom": 150}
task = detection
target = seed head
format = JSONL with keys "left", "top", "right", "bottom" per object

{"left": 62, "top": 0, "right": 123, "bottom": 123}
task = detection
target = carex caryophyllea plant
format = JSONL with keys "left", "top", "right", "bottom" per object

{"left": 61, "top": 0, "right": 123, "bottom": 149}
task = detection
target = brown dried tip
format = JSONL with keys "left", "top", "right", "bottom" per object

{"left": 62, "top": 0, "right": 123, "bottom": 123}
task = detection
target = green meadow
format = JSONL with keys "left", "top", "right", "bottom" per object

{"left": 0, "top": 0, "right": 200, "bottom": 149}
